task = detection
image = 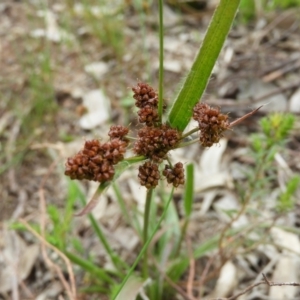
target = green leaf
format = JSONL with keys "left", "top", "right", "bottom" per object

{"left": 167, "top": 0, "right": 240, "bottom": 131}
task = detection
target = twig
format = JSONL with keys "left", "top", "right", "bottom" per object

{"left": 209, "top": 80, "right": 300, "bottom": 109}
{"left": 226, "top": 273, "right": 300, "bottom": 300}
{"left": 38, "top": 160, "right": 77, "bottom": 299}
{"left": 226, "top": 280, "right": 265, "bottom": 300}
{"left": 152, "top": 259, "right": 196, "bottom": 300}
{"left": 20, "top": 219, "right": 76, "bottom": 300}
{"left": 186, "top": 237, "right": 195, "bottom": 298}
{"left": 198, "top": 254, "right": 216, "bottom": 298}
{"left": 229, "top": 106, "right": 263, "bottom": 128}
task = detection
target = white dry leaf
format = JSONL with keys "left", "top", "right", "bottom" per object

{"left": 269, "top": 256, "right": 300, "bottom": 299}
{"left": 77, "top": 181, "right": 108, "bottom": 224}
{"left": 0, "top": 230, "right": 39, "bottom": 293}
{"left": 115, "top": 276, "right": 148, "bottom": 300}
{"left": 269, "top": 227, "right": 300, "bottom": 299}
{"left": 163, "top": 60, "right": 182, "bottom": 73}
{"left": 31, "top": 10, "right": 73, "bottom": 43}
{"left": 199, "top": 190, "right": 218, "bottom": 215}
{"left": 113, "top": 227, "right": 139, "bottom": 251}
{"left": 200, "top": 138, "right": 227, "bottom": 174}
{"left": 271, "top": 227, "right": 300, "bottom": 254}
{"left": 79, "top": 89, "right": 110, "bottom": 130}
{"left": 163, "top": 4, "right": 180, "bottom": 27}
{"left": 213, "top": 192, "right": 247, "bottom": 225}
{"left": 35, "top": 281, "right": 63, "bottom": 300}
{"left": 194, "top": 138, "right": 232, "bottom": 191}
{"left": 238, "top": 79, "right": 287, "bottom": 112}
{"left": 84, "top": 62, "right": 109, "bottom": 79}
{"left": 128, "top": 178, "right": 147, "bottom": 211}
{"left": 289, "top": 87, "right": 300, "bottom": 113}
{"left": 210, "top": 260, "right": 237, "bottom": 298}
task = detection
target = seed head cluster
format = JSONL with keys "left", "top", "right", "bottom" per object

{"left": 193, "top": 103, "right": 230, "bottom": 147}
{"left": 138, "top": 161, "right": 160, "bottom": 189}
{"left": 131, "top": 82, "right": 184, "bottom": 188}
{"left": 134, "top": 124, "right": 180, "bottom": 163}
{"left": 65, "top": 126, "right": 129, "bottom": 183}
{"left": 162, "top": 162, "right": 185, "bottom": 188}
{"left": 65, "top": 83, "right": 185, "bottom": 189}
{"left": 108, "top": 125, "right": 129, "bottom": 140}
{"left": 132, "top": 82, "right": 159, "bottom": 126}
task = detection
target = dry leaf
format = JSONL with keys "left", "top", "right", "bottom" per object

{"left": 79, "top": 89, "right": 110, "bottom": 130}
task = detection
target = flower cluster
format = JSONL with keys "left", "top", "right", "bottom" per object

{"left": 193, "top": 103, "right": 230, "bottom": 147}
{"left": 65, "top": 126, "right": 129, "bottom": 183}
{"left": 131, "top": 82, "right": 184, "bottom": 189}
{"left": 65, "top": 82, "right": 185, "bottom": 189}
{"left": 138, "top": 161, "right": 160, "bottom": 189}
{"left": 132, "top": 82, "right": 159, "bottom": 126}
{"left": 162, "top": 162, "right": 185, "bottom": 187}
{"left": 134, "top": 125, "right": 180, "bottom": 162}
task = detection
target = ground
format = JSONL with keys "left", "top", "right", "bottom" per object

{"left": 1, "top": 1, "right": 300, "bottom": 299}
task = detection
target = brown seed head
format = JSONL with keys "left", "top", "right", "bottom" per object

{"left": 64, "top": 136, "right": 129, "bottom": 183}
{"left": 162, "top": 162, "right": 185, "bottom": 187}
{"left": 138, "top": 161, "right": 160, "bottom": 189}
{"left": 132, "top": 82, "right": 158, "bottom": 109}
{"left": 193, "top": 103, "right": 229, "bottom": 147}
{"left": 134, "top": 124, "right": 180, "bottom": 162}
{"left": 108, "top": 125, "right": 129, "bottom": 141}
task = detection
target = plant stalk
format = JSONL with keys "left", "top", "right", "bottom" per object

{"left": 113, "top": 188, "right": 174, "bottom": 300}
{"left": 143, "top": 188, "right": 154, "bottom": 278}
{"left": 158, "top": 0, "right": 164, "bottom": 120}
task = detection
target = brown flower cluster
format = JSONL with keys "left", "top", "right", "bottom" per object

{"left": 162, "top": 162, "right": 185, "bottom": 188}
{"left": 134, "top": 125, "right": 180, "bottom": 162}
{"left": 131, "top": 82, "right": 184, "bottom": 189}
{"left": 132, "top": 82, "right": 159, "bottom": 126}
{"left": 65, "top": 126, "right": 129, "bottom": 183}
{"left": 65, "top": 82, "right": 185, "bottom": 189}
{"left": 193, "top": 103, "right": 229, "bottom": 147}
{"left": 138, "top": 161, "right": 160, "bottom": 189}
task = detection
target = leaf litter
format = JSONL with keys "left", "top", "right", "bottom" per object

{"left": 0, "top": 1, "right": 300, "bottom": 299}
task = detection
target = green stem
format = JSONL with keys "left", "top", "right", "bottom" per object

{"left": 176, "top": 139, "right": 199, "bottom": 148}
{"left": 88, "top": 214, "right": 129, "bottom": 273}
{"left": 158, "top": 0, "right": 164, "bottom": 120}
{"left": 175, "top": 218, "right": 189, "bottom": 257}
{"left": 112, "top": 188, "right": 174, "bottom": 300}
{"left": 143, "top": 188, "right": 154, "bottom": 278}
{"left": 180, "top": 127, "right": 200, "bottom": 140}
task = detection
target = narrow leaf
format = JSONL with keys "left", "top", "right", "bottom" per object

{"left": 183, "top": 163, "right": 194, "bottom": 217}
{"left": 167, "top": 0, "right": 240, "bottom": 131}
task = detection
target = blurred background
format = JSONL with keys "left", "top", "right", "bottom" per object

{"left": 1, "top": 0, "right": 300, "bottom": 299}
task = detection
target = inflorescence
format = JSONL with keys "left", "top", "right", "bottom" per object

{"left": 65, "top": 82, "right": 231, "bottom": 189}
{"left": 193, "top": 103, "right": 230, "bottom": 147}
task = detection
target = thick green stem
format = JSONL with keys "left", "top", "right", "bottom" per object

{"left": 112, "top": 188, "right": 174, "bottom": 300}
{"left": 158, "top": 0, "right": 164, "bottom": 120}
{"left": 143, "top": 188, "right": 154, "bottom": 278}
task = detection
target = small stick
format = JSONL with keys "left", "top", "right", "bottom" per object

{"left": 229, "top": 106, "right": 263, "bottom": 128}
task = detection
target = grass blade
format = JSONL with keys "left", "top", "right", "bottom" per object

{"left": 184, "top": 163, "right": 194, "bottom": 217}
{"left": 112, "top": 188, "right": 175, "bottom": 299}
{"left": 167, "top": 0, "right": 240, "bottom": 131}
